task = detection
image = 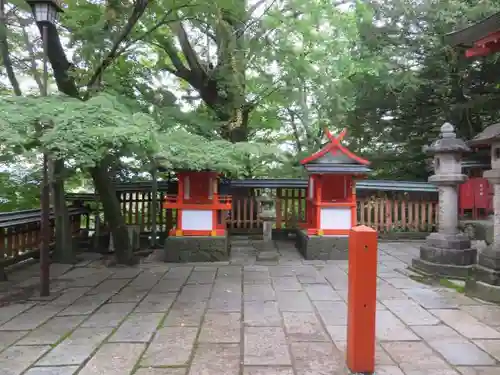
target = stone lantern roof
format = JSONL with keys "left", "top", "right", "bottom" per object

{"left": 468, "top": 123, "right": 500, "bottom": 147}
{"left": 423, "top": 123, "right": 471, "bottom": 155}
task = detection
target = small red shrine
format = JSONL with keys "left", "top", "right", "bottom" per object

{"left": 163, "top": 171, "right": 232, "bottom": 236}
{"left": 300, "top": 128, "right": 371, "bottom": 236}
{"left": 445, "top": 12, "right": 500, "bottom": 57}
{"left": 446, "top": 15, "right": 499, "bottom": 217}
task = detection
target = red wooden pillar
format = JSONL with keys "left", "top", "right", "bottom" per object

{"left": 347, "top": 225, "right": 378, "bottom": 373}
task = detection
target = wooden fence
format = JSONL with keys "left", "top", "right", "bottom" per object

{"left": 69, "top": 187, "right": 439, "bottom": 234}
{"left": 0, "top": 207, "right": 89, "bottom": 271}
{"left": 0, "top": 183, "right": 439, "bottom": 271}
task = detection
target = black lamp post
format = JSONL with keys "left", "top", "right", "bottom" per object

{"left": 25, "top": 0, "right": 63, "bottom": 297}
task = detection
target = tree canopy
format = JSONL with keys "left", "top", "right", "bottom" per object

{"left": 1, "top": 0, "right": 500, "bottom": 201}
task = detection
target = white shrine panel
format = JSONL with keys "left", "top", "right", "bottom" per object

{"left": 320, "top": 207, "right": 351, "bottom": 230}
{"left": 182, "top": 210, "right": 213, "bottom": 231}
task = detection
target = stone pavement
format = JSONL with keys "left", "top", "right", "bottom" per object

{"left": 0, "top": 239, "right": 499, "bottom": 375}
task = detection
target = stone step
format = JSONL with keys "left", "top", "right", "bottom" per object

{"left": 256, "top": 251, "right": 280, "bottom": 261}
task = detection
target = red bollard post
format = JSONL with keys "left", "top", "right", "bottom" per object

{"left": 346, "top": 225, "right": 378, "bottom": 374}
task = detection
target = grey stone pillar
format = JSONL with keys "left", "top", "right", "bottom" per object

{"left": 467, "top": 139, "right": 500, "bottom": 301}
{"left": 412, "top": 123, "right": 476, "bottom": 278}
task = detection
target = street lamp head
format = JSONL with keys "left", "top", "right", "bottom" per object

{"left": 25, "top": 0, "right": 63, "bottom": 25}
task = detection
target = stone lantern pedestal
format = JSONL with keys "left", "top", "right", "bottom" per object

{"left": 412, "top": 123, "right": 476, "bottom": 278}
{"left": 256, "top": 189, "right": 279, "bottom": 261}
{"left": 465, "top": 124, "right": 500, "bottom": 302}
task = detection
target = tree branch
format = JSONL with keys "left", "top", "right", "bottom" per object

{"left": 169, "top": 18, "right": 205, "bottom": 78}
{"left": 116, "top": 2, "right": 197, "bottom": 56}
{"left": 36, "top": 22, "right": 80, "bottom": 98}
{"left": 85, "top": 0, "right": 150, "bottom": 95}
{"left": 18, "top": 16, "right": 44, "bottom": 93}
{"left": 0, "top": 0, "right": 22, "bottom": 96}
{"left": 154, "top": 37, "right": 191, "bottom": 79}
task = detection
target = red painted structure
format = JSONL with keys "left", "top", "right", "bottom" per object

{"left": 445, "top": 16, "right": 500, "bottom": 217}
{"left": 459, "top": 177, "right": 493, "bottom": 218}
{"left": 300, "top": 128, "right": 371, "bottom": 235}
{"left": 465, "top": 31, "right": 500, "bottom": 57}
{"left": 162, "top": 171, "right": 232, "bottom": 236}
{"left": 347, "top": 225, "right": 377, "bottom": 373}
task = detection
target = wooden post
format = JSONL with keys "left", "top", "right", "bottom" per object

{"left": 347, "top": 225, "right": 377, "bottom": 374}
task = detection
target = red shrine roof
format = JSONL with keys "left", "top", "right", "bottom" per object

{"left": 445, "top": 12, "right": 500, "bottom": 57}
{"left": 300, "top": 128, "right": 371, "bottom": 174}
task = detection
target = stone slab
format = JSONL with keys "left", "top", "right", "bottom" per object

{"left": 108, "top": 313, "right": 163, "bottom": 342}
{"left": 0, "top": 345, "right": 51, "bottom": 374}
{"left": 188, "top": 343, "right": 240, "bottom": 374}
{"left": 376, "top": 310, "right": 420, "bottom": 341}
{"left": 244, "top": 327, "right": 291, "bottom": 365}
{"left": 17, "top": 315, "right": 87, "bottom": 345}
{"left": 0, "top": 303, "right": 35, "bottom": 326}
{"left": 177, "top": 284, "right": 212, "bottom": 303}
{"left": 187, "top": 270, "right": 216, "bottom": 284}
{"left": 428, "top": 340, "right": 496, "bottom": 366}
{"left": 271, "top": 277, "right": 302, "bottom": 291}
{"left": 78, "top": 342, "right": 146, "bottom": 375}
{"left": 49, "top": 287, "right": 92, "bottom": 306}
{"left": 276, "top": 291, "right": 313, "bottom": 312}
{"left": 199, "top": 311, "right": 241, "bottom": 343}
{"left": 456, "top": 366, "right": 500, "bottom": 375}
{"left": 140, "top": 326, "right": 197, "bottom": 367}
{"left": 0, "top": 330, "right": 28, "bottom": 351}
{"left": 133, "top": 292, "right": 177, "bottom": 313}
{"left": 474, "top": 339, "right": 500, "bottom": 361}
{"left": 430, "top": 309, "right": 500, "bottom": 339}
{"left": 58, "top": 295, "right": 108, "bottom": 316}
{"left": 244, "top": 301, "right": 282, "bottom": 327}
{"left": 290, "top": 341, "right": 346, "bottom": 374}
{"left": 0, "top": 305, "right": 64, "bottom": 331}
{"left": 243, "top": 368, "right": 294, "bottom": 375}
{"left": 80, "top": 302, "right": 137, "bottom": 328}
{"left": 382, "top": 299, "right": 440, "bottom": 326}
{"left": 381, "top": 341, "right": 450, "bottom": 370}
{"left": 282, "top": 312, "right": 329, "bottom": 342}
{"left": 109, "top": 287, "right": 149, "bottom": 303}
{"left": 24, "top": 366, "right": 79, "bottom": 375}
{"left": 313, "top": 301, "right": 347, "bottom": 326}
{"left": 135, "top": 369, "right": 186, "bottom": 375}
{"left": 36, "top": 327, "right": 113, "bottom": 366}
{"left": 304, "top": 284, "right": 341, "bottom": 301}
{"left": 243, "top": 284, "right": 276, "bottom": 301}
{"left": 163, "top": 301, "right": 206, "bottom": 327}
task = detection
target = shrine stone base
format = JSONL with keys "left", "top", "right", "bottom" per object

{"left": 411, "top": 232, "right": 477, "bottom": 279}
{"left": 163, "top": 235, "right": 230, "bottom": 263}
{"left": 465, "top": 246, "right": 500, "bottom": 303}
{"left": 295, "top": 230, "right": 348, "bottom": 260}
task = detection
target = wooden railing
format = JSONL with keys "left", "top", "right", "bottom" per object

{"left": 0, "top": 206, "right": 90, "bottom": 274}
{"left": 67, "top": 189, "right": 438, "bottom": 234}
{"left": 228, "top": 195, "right": 438, "bottom": 233}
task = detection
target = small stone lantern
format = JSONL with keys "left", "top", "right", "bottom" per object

{"left": 255, "top": 189, "right": 279, "bottom": 260}
{"left": 412, "top": 123, "right": 476, "bottom": 278}
{"left": 256, "top": 188, "right": 276, "bottom": 242}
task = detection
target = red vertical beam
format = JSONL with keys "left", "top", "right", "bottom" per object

{"left": 347, "top": 225, "right": 378, "bottom": 373}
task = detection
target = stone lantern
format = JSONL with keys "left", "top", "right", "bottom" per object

{"left": 255, "top": 188, "right": 279, "bottom": 261}
{"left": 466, "top": 123, "right": 500, "bottom": 302}
{"left": 412, "top": 123, "right": 476, "bottom": 278}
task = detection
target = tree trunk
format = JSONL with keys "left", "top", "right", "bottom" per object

{"left": 51, "top": 158, "right": 75, "bottom": 263}
{"left": 88, "top": 160, "right": 135, "bottom": 265}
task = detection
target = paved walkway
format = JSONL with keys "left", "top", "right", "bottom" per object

{"left": 0, "top": 239, "right": 499, "bottom": 375}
